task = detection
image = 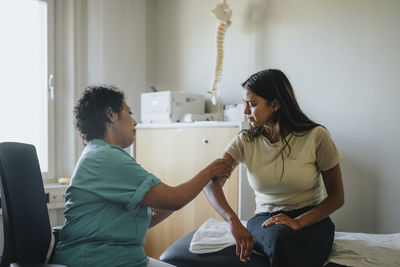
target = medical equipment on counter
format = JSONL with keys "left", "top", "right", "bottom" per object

{"left": 141, "top": 91, "right": 205, "bottom": 124}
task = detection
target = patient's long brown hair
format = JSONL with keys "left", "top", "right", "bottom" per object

{"left": 241, "top": 69, "right": 322, "bottom": 180}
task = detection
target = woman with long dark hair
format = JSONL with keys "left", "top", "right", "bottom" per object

{"left": 204, "top": 69, "right": 344, "bottom": 267}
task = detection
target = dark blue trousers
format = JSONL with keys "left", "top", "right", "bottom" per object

{"left": 247, "top": 206, "right": 335, "bottom": 267}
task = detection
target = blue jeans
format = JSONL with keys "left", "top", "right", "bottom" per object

{"left": 247, "top": 206, "right": 335, "bottom": 267}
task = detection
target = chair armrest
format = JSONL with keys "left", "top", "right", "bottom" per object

{"left": 52, "top": 226, "right": 62, "bottom": 236}
{"left": 48, "top": 226, "right": 63, "bottom": 264}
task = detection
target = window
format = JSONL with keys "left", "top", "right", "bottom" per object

{"left": 0, "top": 0, "right": 55, "bottom": 180}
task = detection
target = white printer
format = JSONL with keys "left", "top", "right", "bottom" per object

{"left": 140, "top": 91, "right": 205, "bottom": 123}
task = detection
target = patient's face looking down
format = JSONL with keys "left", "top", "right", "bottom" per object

{"left": 243, "top": 89, "right": 276, "bottom": 128}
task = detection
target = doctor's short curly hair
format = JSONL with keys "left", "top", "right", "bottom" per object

{"left": 74, "top": 85, "right": 125, "bottom": 142}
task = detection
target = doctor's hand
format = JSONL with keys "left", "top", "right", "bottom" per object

{"left": 230, "top": 218, "right": 253, "bottom": 262}
{"left": 203, "top": 158, "right": 233, "bottom": 179}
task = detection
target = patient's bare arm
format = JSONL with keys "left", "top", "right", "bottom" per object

{"left": 203, "top": 153, "right": 253, "bottom": 262}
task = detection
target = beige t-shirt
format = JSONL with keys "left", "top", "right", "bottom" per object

{"left": 225, "top": 126, "right": 341, "bottom": 214}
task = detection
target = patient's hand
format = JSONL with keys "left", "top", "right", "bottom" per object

{"left": 230, "top": 218, "right": 254, "bottom": 262}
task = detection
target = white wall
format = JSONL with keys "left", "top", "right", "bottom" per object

{"left": 150, "top": 0, "right": 400, "bottom": 234}
{"left": 86, "top": 0, "right": 149, "bottom": 119}
{"left": 55, "top": 0, "right": 152, "bottom": 177}
{"left": 54, "top": 0, "right": 400, "bottom": 233}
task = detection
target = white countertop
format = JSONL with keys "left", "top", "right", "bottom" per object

{"left": 137, "top": 121, "right": 248, "bottom": 129}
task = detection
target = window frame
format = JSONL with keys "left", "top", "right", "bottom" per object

{"left": 42, "top": 0, "right": 55, "bottom": 182}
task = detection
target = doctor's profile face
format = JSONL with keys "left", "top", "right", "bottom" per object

{"left": 242, "top": 89, "right": 275, "bottom": 127}
{"left": 112, "top": 101, "right": 137, "bottom": 148}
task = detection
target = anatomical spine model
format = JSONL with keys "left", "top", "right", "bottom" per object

{"left": 209, "top": 0, "right": 232, "bottom": 105}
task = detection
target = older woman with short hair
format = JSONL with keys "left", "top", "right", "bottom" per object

{"left": 54, "top": 85, "right": 232, "bottom": 267}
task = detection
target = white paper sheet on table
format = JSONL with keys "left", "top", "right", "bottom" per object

{"left": 328, "top": 231, "right": 400, "bottom": 266}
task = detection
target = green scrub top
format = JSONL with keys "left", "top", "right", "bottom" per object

{"left": 54, "top": 139, "right": 161, "bottom": 267}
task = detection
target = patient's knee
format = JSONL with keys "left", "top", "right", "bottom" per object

{"left": 261, "top": 225, "right": 297, "bottom": 252}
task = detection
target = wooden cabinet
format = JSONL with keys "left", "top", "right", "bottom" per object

{"left": 135, "top": 125, "right": 240, "bottom": 259}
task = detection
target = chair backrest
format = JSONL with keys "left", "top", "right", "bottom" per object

{"left": 0, "top": 142, "right": 51, "bottom": 266}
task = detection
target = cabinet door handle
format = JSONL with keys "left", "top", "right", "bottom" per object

{"left": 202, "top": 139, "right": 209, "bottom": 144}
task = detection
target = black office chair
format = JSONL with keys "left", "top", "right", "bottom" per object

{"left": 0, "top": 142, "right": 66, "bottom": 267}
